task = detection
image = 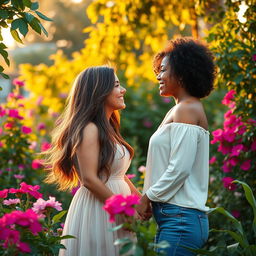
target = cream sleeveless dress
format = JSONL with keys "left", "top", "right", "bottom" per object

{"left": 59, "top": 144, "right": 132, "bottom": 256}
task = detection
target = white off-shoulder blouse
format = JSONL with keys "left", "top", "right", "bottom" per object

{"left": 143, "top": 122, "right": 210, "bottom": 212}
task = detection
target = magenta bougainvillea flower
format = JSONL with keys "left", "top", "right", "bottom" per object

{"left": 41, "top": 142, "right": 51, "bottom": 152}
{"left": 21, "top": 126, "right": 32, "bottom": 134}
{"left": 240, "top": 160, "right": 251, "bottom": 171}
{"left": 103, "top": 194, "right": 140, "bottom": 223}
{"left": 209, "top": 156, "right": 217, "bottom": 164}
{"left": 13, "top": 79, "right": 25, "bottom": 87}
{"left": 9, "top": 182, "right": 42, "bottom": 199}
{"left": 221, "top": 89, "right": 235, "bottom": 106}
{"left": 222, "top": 177, "right": 236, "bottom": 191}
{"left": 0, "top": 189, "right": 8, "bottom": 198}
{"left": 31, "top": 159, "right": 43, "bottom": 169}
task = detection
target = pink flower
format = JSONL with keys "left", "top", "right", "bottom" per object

{"left": 0, "top": 141, "right": 3, "bottom": 148}
{"left": 231, "top": 210, "right": 240, "bottom": 218}
{"left": 2, "top": 229, "right": 20, "bottom": 248}
{"left": 18, "top": 242, "right": 31, "bottom": 253}
{"left": 222, "top": 161, "right": 232, "bottom": 173}
{"left": 222, "top": 177, "right": 236, "bottom": 191}
{"left": 0, "top": 106, "right": 6, "bottom": 117}
{"left": 41, "top": 142, "right": 51, "bottom": 152}
{"left": 103, "top": 194, "right": 140, "bottom": 223}
{"left": 143, "top": 119, "right": 153, "bottom": 128}
{"left": 211, "top": 129, "right": 223, "bottom": 144}
{"left": 240, "top": 160, "right": 251, "bottom": 171}
{"left": 0, "top": 189, "right": 8, "bottom": 198}
{"left": 32, "top": 159, "right": 43, "bottom": 169}
{"left": 138, "top": 165, "right": 146, "bottom": 173}
{"left": 14, "top": 174, "right": 25, "bottom": 179}
{"left": 209, "top": 156, "right": 217, "bottom": 164}
{"left": 3, "top": 198, "right": 20, "bottom": 205}
{"left": 71, "top": 185, "right": 80, "bottom": 196}
{"left": 8, "top": 109, "right": 23, "bottom": 120}
{"left": 21, "top": 126, "right": 32, "bottom": 134}
{"left": 20, "top": 182, "right": 42, "bottom": 199}
{"left": 230, "top": 144, "right": 244, "bottom": 157}
{"left": 4, "top": 122, "right": 13, "bottom": 129}
{"left": 218, "top": 144, "right": 232, "bottom": 154}
{"left": 37, "top": 122, "right": 46, "bottom": 130}
{"left": 221, "top": 90, "right": 235, "bottom": 106}
{"left": 126, "top": 174, "right": 136, "bottom": 179}
{"left": 252, "top": 54, "right": 256, "bottom": 61}
{"left": 251, "top": 140, "right": 256, "bottom": 151}
{"left": 13, "top": 79, "right": 24, "bottom": 87}
{"left": 32, "top": 196, "right": 62, "bottom": 218}
{"left": 229, "top": 158, "right": 239, "bottom": 166}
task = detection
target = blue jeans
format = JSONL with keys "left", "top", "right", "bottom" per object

{"left": 152, "top": 202, "right": 209, "bottom": 256}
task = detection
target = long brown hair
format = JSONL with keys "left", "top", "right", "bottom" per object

{"left": 44, "top": 66, "right": 134, "bottom": 190}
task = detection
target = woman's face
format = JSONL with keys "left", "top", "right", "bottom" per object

{"left": 157, "top": 56, "right": 180, "bottom": 97}
{"left": 105, "top": 74, "right": 126, "bottom": 111}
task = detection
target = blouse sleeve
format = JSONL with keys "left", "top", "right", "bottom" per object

{"left": 145, "top": 124, "right": 199, "bottom": 202}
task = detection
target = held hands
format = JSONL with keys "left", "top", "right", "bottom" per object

{"left": 136, "top": 194, "right": 152, "bottom": 221}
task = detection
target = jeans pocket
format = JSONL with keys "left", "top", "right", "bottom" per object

{"left": 160, "top": 205, "right": 182, "bottom": 218}
{"left": 198, "top": 215, "right": 209, "bottom": 244}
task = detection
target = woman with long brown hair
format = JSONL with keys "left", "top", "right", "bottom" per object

{"left": 44, "top": 66, "right": 140, "bottom": 256}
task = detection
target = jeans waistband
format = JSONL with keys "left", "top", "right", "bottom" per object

{"left": 152, "top": 202, "right": 207, "bottom": 215}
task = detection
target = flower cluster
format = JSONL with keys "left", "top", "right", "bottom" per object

{"left": 210, "top": 90, "right": 256, "bottom": 190}
{"left": 32, "top": 196, "right": 62, "bottom": 218}
{"left": 0, "top": 183, "right": 65, "bottom": 254}
{"left": 0, "top": 209, "right": 42, "bottom": 253}
{"left": 103, "top": 194, "right": 140, "bottom": 222}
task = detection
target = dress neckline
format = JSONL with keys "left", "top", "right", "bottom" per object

{"left": 159, "top": 122, "right": 210, "bottom": 134}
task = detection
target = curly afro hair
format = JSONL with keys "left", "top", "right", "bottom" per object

{"left": 153, "top": 37, "right": 216, "bottom": 98}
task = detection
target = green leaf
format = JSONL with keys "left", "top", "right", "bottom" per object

{"left": 23, "top": 0, "right": 32, "bottom": 8}
{"left": 0, "top": 10, "right": 9, "bottom": 19}
{"left": 24, "top": 12, "right": 34, "bottom": 23}
{"left": 60, "top": 235, "right": 76, "bottom": 240}
{"left": 114, "top": 237, "right": 131, "bottom": 246}
{"left": 211, "top": 229, "right": 248, "bottom": 248}
{"left": 134, "top": 245, "right": 144, "bottom": 256}
{"left": 119, "top": 242, "right": 133, "bottom": 255}
{"left": 109, "top": 223, "right": 123, "bottom": 232}
{"left": 52, "top": 210, "right": 67, "bottom": 224}
{"left": 0, "top": 45, "right": 10, "bottom": 66}
{"left": 11, "top": 18, "right": 28, "bottom": 36}
{"left": 31, "top": 2, "right": 39, "bottom": 10}
{"left": 35, "top": 11, "right": 53, "bottom": 21}
{"left": 10, "top": 29, "right": 23, "bottom": 44}
{"left": 233, "top": 180, "right": 256, "bottom": 236}
{"left": 210, "top": 207, "right": 244, "bottom": 235}
{"left": 29, "top": 18, "right": 41, "bottom": 34}
{"left": 0, "top": 72, "right": 9, "bottom": 79}
{"left": 39, "top": 22, "right": 48, "bottom": 37}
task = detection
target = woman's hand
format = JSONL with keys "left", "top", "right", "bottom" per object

{"left": 136, "top": 194, "right": 152, "bottom": 221}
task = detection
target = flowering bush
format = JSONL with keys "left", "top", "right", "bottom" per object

{"left": 103, "top": 194, "right": 168, "bottom": 255}
{"left": 189, "top": 180, "right": 256, "bottom": 256}
{"left": 0, "top": 182, "right": 72, "bottom": 255}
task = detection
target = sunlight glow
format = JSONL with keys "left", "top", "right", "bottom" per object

{"left": 2, "top": 28, "right": 16, "bottom": 49}
{"left": 238, "top": 2, "right": 248, "bottom": 23}
{"left": 71, "top": 0, "right": 83, "bottom": 3}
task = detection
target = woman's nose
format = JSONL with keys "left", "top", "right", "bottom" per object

{"left": 121, "top": 86, "right": 126, "bottom": 94}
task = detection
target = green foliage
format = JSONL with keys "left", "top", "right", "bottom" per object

{"left": 0, "top": 0, "right": 52, "bottom": 79}
{"left": 206, "top": 0, "right": 256, "bottom": 246}
{"left": 188, "top": 180, "right": 256, "bottom": 256}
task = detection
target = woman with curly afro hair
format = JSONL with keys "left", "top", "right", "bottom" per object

{"left": 136, "top": 37, "right": 216, "bottom": 256}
